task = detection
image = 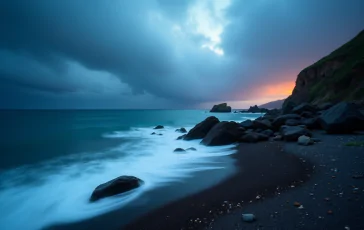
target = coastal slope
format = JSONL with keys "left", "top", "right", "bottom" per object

{"left": 284, "top": 30, "right": 364, "bottom": 107}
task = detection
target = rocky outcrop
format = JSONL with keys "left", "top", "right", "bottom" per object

{"left": 283, "top": 29, "right": 364, "bottom": 108}
{"left": 90, "top": 176, "right": 143, "bottom": 202}
{"left": 272, "top": 114, "right": 301, "bottom": 129}
{"left": 201, "top": 121, "right": 244, "bottom": 146}
{"left": 247, "top": 105, "right": 268, "bottom": 113}
{"left": 318, "top": 102, "right": 364, "bottom": 133}
{"left": 184, "top": 116, "right": 220, "bottom": 140}
{"left": 154, "top": 125, "right": 164, "bottom": 129}
{"left": 210, "top": 103, "right": 232, "bottom": 113}
{"left": 240, "top": 120, "right": 254, "bottom": 129}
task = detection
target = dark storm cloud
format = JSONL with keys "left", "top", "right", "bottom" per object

{"left": 0, "top": 0, "right": 364, "bottom": 108}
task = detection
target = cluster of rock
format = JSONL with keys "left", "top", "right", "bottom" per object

{"left": 210, "top": 103, "right": 232, "bottom": 113}
{"left": 246, "top": 105, "right": 269, "bottom": 113}
{"left": 178, "top": 102, "right": 364, "bottom": 147}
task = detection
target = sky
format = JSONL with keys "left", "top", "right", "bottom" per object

{"left": 1, "top": 0, "right": 364, "bottom": 109}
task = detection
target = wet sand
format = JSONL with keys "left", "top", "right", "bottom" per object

{"left": 123, "top": 141, "right": 313, "bottom": 230}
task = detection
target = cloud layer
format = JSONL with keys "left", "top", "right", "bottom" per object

{"left": 1, "top": 0, "right": 364, "bottom": 108}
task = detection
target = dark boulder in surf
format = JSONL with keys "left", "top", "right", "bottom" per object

{"left": 175, "top": 128, "right": 187, "bottom": 133}
{"left": 173, "top": 148, "right": 186, "bottom": 152}
{"left": 184, "top": 116, "right": 220, "bottom": 140}
{"left": 201, "top": 121, "right": 244, "bottom": 146}
{"left": 154, "top": 125, "right": 164, "bottom": 129}
{"left": 90, "top": 176, "right": 143, "bottom": 202}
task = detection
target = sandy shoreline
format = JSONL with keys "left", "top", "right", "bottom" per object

{"left": 210, "top": 131, "right": 364, "bottom": 230}
{"left": 123, "top": 141, "right": 313, "bottom": 230}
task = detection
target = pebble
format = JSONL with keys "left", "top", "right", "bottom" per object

{"left": 293, "top": 202, "right": 301, "bottom": 207}
{"left": 242, "top": 213, "right": 256, "bottom": 222}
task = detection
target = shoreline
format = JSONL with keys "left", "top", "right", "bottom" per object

{"left": 123, "top": 141, "right": 313, "bottom": 230}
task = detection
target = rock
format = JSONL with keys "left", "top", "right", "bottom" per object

{"left": 282, "top": 101, "right": 297, "bottom": 114}
{"left": 261, "top": 129, "right": 274, "bottom": 137}
{"left": 90, "top": 176, "right": 143, "bottom": 202}
{"left": 177, "top": 134, "right": 186, "bottom": 140}
{"left": 242, "top": 213, "right": 256, "bottom": 222}
{"left": 253, "top": 119, "right": 272, "bottom": 130}
{"left": 298, "top": 135, "right": 312, "bottom": 146}
{"left": 292, "top": 103, "right": 317, "bottom": 114}
{"left": 285, "top": 119, "right": 302, "bottom": 126}
{"left": 184, "top": 116, "right": 220, "bottom": 140}
{"left": 158, "top": 133, "right": 163, "bottom": 136}
{"left": 301, "top": 117, "right": 321, "bottom": 129}
{"left": 201, "top": 121, "right": 244, "bottom": 146}
{"left": 317, "top": 102, "right": 334, "bottom": 111}
{"left": 210, "top": 103, "right": 232, "bottom": 113}
{"left": 272, "top": 114, "right": 302, "bottom": 129}
{"left": 175, "top": 127, "right": 187, "bottom": 133}
{"left": 240, "top": 132, "right": 269, "bottom": 143}
{"left": 273, "top": 135, "right": 283, "bottom": 141}
{"left": 151, "top": 132, "right": 156, "bottom": 135}
{"left": 318, "top": 102, "right": 364, "bottom": 133}
{"left": 280, "top": 125, "right": 312, "bottom": 141}
{"left": 240, "top": 119, "right": 254, "bottom": 129}
{"left": 247, "top": 105, "right": 268, "bottom": 113}
{"left": 301, "top": 111, "right": 314, "bottom": 118}
{"left": 154, "top": 125, "right": 164, "bottom": 129}
{"left": 186, "top": 147, "right": 197, "bottom": 151}
{"left": 352, "top": 174, "right": 364, "bottom": 179}
{"left": 293, "top": 202, "right": 301, "bottom": 207}
{"left": 173, "top": 148, "right": 186, "bottom": 152}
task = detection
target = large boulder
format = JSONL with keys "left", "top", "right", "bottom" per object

{"left": 90, "top": 176, "right": 143, "bottom": 202}
{"left": 253, "top": 119, "right": 272, "bottom": 130}
{"left": 261, "top": 129, "right": 274, "bottom": 137}
{"left": 318, "top": 102, "right": 364, "bottom": 133}
{"left": 285, "top": 119, "right": 302, "bottom": 126}
{"left": 240, "top": 119, "right": 254, "bottom": 129}
{"left": 210, "top": 103, "right": 232, "bottom": 113}
{"left": 301, "top": 117, "right": 321, "bottom": 129}
{"left": 184, "top": 116, "right": 220, "bottom": 140}
{"left": 154, "top": 125, "right": 164, "bottom": 129}
{"left": 272, "top": 114, "right": 302, "bottom": 129}
{"left": 280, "top": 125, "right": 312, "bottom": 141}
{"left": 291, "top": 103, "right": 316, "bottom": 114}
{"left": 240, "top": 132, "right": 269, "bottom": 143}
{"left": 201, "top": 121, "right": 244, "bottom": 146}
{"left": 317, "top": 102, "right": 334, "bottom": 111}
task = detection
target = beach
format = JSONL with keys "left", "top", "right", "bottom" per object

{"left": 123, "top": 131, "right": 364, "bottom": 230}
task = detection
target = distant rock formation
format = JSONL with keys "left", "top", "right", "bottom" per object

{"left": 283, "top": 29, "right": 364, "bottom": 111}
{"left": 210, "top": 103, "right": 232, "bottom": 113}
{"left": 259, "top": 99, "right": 285, "bottom": 109}
{"left": 246, "top": 105, "right": 268, "bottom": 113}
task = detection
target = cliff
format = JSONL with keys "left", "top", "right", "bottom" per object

{"left": 284, "top": 29, "right": 364, "bottom": 108}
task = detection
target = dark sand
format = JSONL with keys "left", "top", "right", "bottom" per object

{"left": 211, "top": 131, "right": 364, "bottom": 230}
{"left": 123, "top": 141, "right": 313, "bottom": 230}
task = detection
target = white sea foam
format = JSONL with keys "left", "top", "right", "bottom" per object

{"left": 0, "top": 125, "right": 237, "bottom": 230}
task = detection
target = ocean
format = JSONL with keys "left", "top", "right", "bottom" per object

{"left": 0, "top": 110, "right": 261, "bottom": 230}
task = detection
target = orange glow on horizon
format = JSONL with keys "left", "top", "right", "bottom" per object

{"left": 262, "top": 81, "right": 295, "bottom": 98}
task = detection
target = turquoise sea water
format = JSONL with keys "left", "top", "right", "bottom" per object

{"left": 0, "top": 110, "right": 261, "bottom": 230}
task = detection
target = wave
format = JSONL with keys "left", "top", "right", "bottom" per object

{"left": 0, "top": 125, "right": 237, "bottom": 230}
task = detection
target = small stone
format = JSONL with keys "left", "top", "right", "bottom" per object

{"left": 293, "top": 202, "right": 301, "bottom": 207}
{"left": 242, "top": 214, "right": 256, "bottom": 222}
{"left": 352, "top": 174, "right": 364, "bottom": 179}
{"left": 256, "top": 195, "right": 261, "bottom": 200}
{"left": 154, "top": 125, "right": 164, "bottom": 129}
{"left": 324, "top": 197, "right": 331, "bottom": 202}
{"left": 327, "top": 210, "right": 333, "bottom": 215}
{"left": 298, "top": 205, "right": 304, "bottom": 209}
{"left": 186, "top": 147, "right": 197, "bottom": 151}
{"left": 173, "top": 148, "right": 186, "bottom": 152}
